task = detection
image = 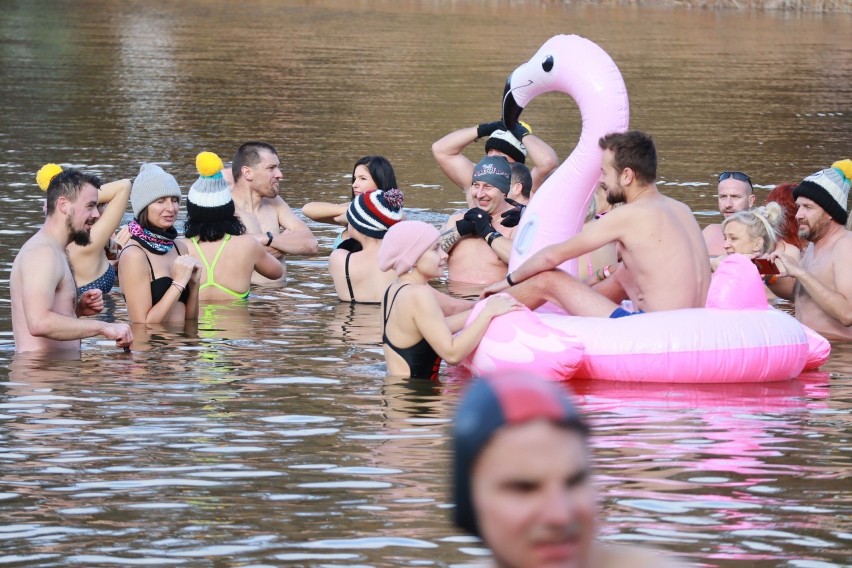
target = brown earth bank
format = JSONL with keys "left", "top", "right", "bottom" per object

{"left": 568, "top": 0, "right": 850, "bottom": 12}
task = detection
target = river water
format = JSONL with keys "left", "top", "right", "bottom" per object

{"left": 1, "top": 1, "right": 851, "bottom": 566}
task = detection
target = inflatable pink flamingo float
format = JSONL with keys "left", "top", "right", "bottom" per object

{"left": 462, "top": 35, "right": 829, "bottom": 383}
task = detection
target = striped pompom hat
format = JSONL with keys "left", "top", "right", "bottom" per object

{"left": 346, "top": 188, "right": 404, "bottom": 239}
{"left": 187, "top": 151, "right": 234, "bottom": 222}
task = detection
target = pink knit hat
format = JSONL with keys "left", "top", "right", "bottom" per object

{"left": 378, "top": 220, "right": 440, "bottom": 275}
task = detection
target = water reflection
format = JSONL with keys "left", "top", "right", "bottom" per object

{"left": 1, "top": 1, "right": 851, "bottom": 566}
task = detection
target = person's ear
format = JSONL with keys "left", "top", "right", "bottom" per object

{"left": 748, "top": 194, "right": 756, "bottom": 208}
{"left": 241, "top": 166, "right": 253, "bottom": 182}
{"left": 57, "top": 196, "right": 68, "bottom": 215}
{"left": 754, "top": 237, "right": 764, "bottom": 253}
{"left": 620, "top": 167, "right": 634, "bottom": 186}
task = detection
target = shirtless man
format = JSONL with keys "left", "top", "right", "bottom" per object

{"left": 10, "top": 169, "right": 133, "bottom": 353}
{"left": 441, "top": 156, "right": 517, "bottom": 286}
{"left": 482, "top": 131, "right": 711, "bottom": 316}
{"left": 768, "top": 161, "right": 852, "bottom": 340}
{"left": 702, "top": 171, "right": 755, "bottom": 256}
{"left": 453, "top": 373, "right": 684, "bottom": 568}
{"left": 432, "top": 120, "right": 558, "bottom": 207}
{"left": 230, "top": 141, "right": 318, "bottom": 285}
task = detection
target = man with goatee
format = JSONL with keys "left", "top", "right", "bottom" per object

{"left": 11, "top": 169, "right": 133, "bottom": 353}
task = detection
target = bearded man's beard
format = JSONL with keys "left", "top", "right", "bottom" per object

{"left": 66, "top": 216, "right": 92, "bottom": 246}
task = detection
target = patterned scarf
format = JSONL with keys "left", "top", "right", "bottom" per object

{"left": 128, "top": 219, "right": 178, "bottom": 254}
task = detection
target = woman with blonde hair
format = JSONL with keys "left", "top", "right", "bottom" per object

{"left": 711, "top": 202, "right": 786, "bottom": 277}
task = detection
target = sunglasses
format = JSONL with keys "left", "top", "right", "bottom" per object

{"left": 718, "top": 171, "right": 753, "bottom": 188}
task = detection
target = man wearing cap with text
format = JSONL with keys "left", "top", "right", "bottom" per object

{"left": 452, "top": 373, "right": 684, "bottom": 568}
{"left": 768, "top": 160, "right": 852, "bottom": 340}
{"left": 432, "top": 119, "right": 558, "bottom": 208}
{"left": 440, "top": 156, "right": 517, "bottom": 286}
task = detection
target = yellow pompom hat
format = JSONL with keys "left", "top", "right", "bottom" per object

{"left": 793, "top": 158, "right": 852, "bottom": 225}
{"left": 187, "top": 151, "right": 234, "bottom": 222}
{"left": 36, "top": 163, "right": 63, "bottom": 191}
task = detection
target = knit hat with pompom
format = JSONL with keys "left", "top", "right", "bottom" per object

{"left": 793, "top": 159, "right": 852, "bottom": 225}
{"left": 347, "top": 188, "right": 404, "bottom": 239}
{"left": 186, "top": 151, "right": 234, "bottom": 222}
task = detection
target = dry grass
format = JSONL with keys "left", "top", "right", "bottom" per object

{"left": 575, "top": 0, "right": 851, "bottom": 12}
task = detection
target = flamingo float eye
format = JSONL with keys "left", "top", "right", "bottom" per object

{"left": 542, "top": 55, "right": 554, "bottom": 72}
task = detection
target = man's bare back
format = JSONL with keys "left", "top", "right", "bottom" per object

{"left": 608, "top": 194, "right": 710, "bottom": 311}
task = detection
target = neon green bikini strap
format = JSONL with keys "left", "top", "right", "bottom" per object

{"left": 191, "top": 235, "right": 231, "bottom": 287}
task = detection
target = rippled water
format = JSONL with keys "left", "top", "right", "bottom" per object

{"left": 1, "top": 1, "right": 851, "bottom": 566}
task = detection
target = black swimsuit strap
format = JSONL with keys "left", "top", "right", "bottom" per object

{"left": 344, "top": 251, "right": 355, "bottom": 302}
{"left": 382, "top": 284, "right": 409, "bottom": 329}
{"left": 119, "top": 243, "right": 155, "bottom": 280}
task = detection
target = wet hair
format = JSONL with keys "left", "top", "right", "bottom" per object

{"left": 722, "top": 201, "right": 785, "bottom": 255}
{"left": 598, "top": 130, "right": 657, "bottom": 185}
{"left": 232, "top": 141, "right": 278, "bottom": 182}
{"left": 509, "top": 162, "right": 532, "bottom": 199}
{"left": 183, "top": 207, "right": 246, "bottom": 242}
{"left": 766, "top": 183, "right": 806, "bottom": 250}
{"left": 351, "top": 156, "right": 398, "bottom": 199}
{"left": 45, "top": 168, "right": 101, "bottom": 216}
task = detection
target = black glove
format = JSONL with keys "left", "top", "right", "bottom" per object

{"left": 464, "top": 207, "right": 495, "bottom": 238}
{"left": 500, "top": 205, "right": 525, "bottom": 228}
{"left": 476, "top": 120, "right": 505, "bottom": 139}
{"left": 509, "top": 120, "right": 531, "bottom": 140}
{"left": 456, "top": 218, "right": 475, "bottom": 237}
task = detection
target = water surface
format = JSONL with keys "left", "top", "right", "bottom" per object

{"left": 1, "top": 1, "right": 850, "bottom": 566}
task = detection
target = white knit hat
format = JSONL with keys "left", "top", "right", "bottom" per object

{"left": 485, "top": 130, "right": 527, "bottom": 164}
{"left": 131, "top": 163, "right": 181, "bottom": 218}
{"left": 187, "top": 151, "right": 233, "bottom": 221}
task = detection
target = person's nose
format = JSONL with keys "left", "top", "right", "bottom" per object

{"left": 274, "top": 168, "right": 283, "bottom": 180}
{"left": 540, "top": 488, "right": 573, "bottom": 526}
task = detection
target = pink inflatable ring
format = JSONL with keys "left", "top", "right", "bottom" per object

{"left": 462, "top": 35, "right": 829, "bottom": 383}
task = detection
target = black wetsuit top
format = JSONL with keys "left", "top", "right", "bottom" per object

{"left": 382, "top": 284, "right": 441, "bottom": 380}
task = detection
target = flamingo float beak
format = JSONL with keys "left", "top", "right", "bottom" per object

{"left": 502, "top": 72, "right": 523, "bottom": 131}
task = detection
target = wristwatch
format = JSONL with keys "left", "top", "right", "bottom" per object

{"left": 486, "top": 231, "right": 503, "bottom": 246}
{"left": 265, "top": 231, "right": 274, "bottom": 246}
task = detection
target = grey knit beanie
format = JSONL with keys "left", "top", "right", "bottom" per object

{"left": 131, "top": 163, "right": 182, "bottom": 218}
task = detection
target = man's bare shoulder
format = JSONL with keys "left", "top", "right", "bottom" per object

{"left": 830, "top": 230, "right": 852, "bottom": 254}
{"left": 15, "top": 236, "right": 64, "bottom": 267}
{"left": 264, "top": 195, "right": 294, "bottom": 211}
